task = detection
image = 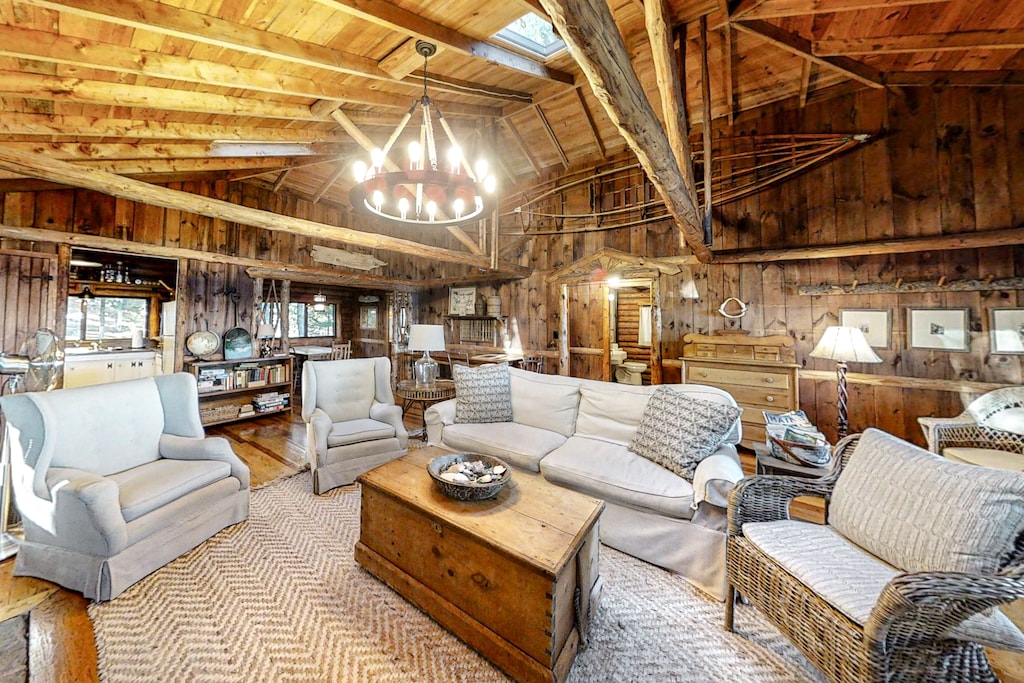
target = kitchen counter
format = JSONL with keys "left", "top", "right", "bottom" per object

{"left": 64, "top": 349, "right": 159, "bottom": 388}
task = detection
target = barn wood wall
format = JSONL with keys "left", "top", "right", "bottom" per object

{"left": 427, "top": 86, "right": 1023, "bottom": 446}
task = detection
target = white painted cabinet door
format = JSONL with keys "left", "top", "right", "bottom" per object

{"left": 64, "top": 358, "right": 116, "bottom": 388}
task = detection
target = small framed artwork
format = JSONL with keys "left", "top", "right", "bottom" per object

{"left": 359, "top": 305, "right": 378, "bottom": 330}
{"left": 839, "top": 308, "right": 891, "bottom": 349}
{"left": 449, "top": 286, "right": 476, "bottom": 316}
{"left": 908, "top": 307, "right": 971, "bottom": 352}
{"left": 990, "top": 308, "right": 1024, "bottom": 354}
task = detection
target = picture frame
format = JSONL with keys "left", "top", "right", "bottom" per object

{"left": 990, "top": 308, "right": 1024, "bottom": 354}
{"left": 449, "top": 286, "right": 477, "bottom": 316}
{"left": 907, "top": 307, "right": 971, "bottom": 352}
{"left": 839, "top": 308, "right": 891, "bottom": 349}
{"left": 359, "top": 305, "right": 378, "bottom": 330}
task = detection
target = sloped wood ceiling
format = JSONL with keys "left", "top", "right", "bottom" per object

{"left": 0, "top": 0, "right": 1021, "bottom": 257}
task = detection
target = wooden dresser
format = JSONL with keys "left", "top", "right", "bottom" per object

{"left": 680, "top": 334, "right": 799, "bottom": 449}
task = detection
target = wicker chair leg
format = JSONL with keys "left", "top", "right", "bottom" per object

{"left": 724, "top": 585, "right": 736, "bottom": 632}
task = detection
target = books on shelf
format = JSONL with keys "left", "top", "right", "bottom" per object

{"left": 252, "top": 391, "right": 290, "bottom": 413}
{"left": 194, "top": 361, "right": 290, "bottom": 392}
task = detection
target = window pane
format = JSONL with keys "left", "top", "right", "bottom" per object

{"left": 67, "top": 296, "right": 149, "bottom": 341}
{"left": 289, "top": 303, "right": 304, "bottom": 337}
{"left": 306, "top": 304, "right": 335, "bottom": 337}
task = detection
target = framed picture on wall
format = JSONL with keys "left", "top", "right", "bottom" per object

{"left": 359, "top": 305, "right": 377, "bottom": 330}
{"left": 990, "top": 308, "right": 1024, "bottom": 354}
{"left": 908, "top": 307, "right": 971, "bottom": 352}
{"left": 839, "top": 309, "right": 891, "bottom": 349}
{"left": 449, "top": 286, "right": 476, "bottom": 316}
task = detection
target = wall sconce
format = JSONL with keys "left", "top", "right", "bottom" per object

{"left": 79, "top": 286, "right": 95, "bottom": 300}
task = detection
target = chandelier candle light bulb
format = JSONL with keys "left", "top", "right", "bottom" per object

{"left": 348, "top": 41, "right": 497, "bottom": 227}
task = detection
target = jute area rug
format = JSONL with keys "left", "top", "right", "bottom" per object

{"left": 89, "top": 471, "right": 825, "bottom": 683}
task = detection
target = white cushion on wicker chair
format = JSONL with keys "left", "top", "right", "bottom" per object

{"left": 944, "top": 447, "right": 1024, "bottom": 471}
{"left": 743, "top": 519, "right": 1024, "bottom": 651}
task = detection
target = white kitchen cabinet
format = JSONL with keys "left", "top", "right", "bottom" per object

{"left": 64, "top": 351, "right": 158, "bottom": 388}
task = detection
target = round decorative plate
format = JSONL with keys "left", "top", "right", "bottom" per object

{"left": 186, "top": 330, "right": 220, "bottom": 358}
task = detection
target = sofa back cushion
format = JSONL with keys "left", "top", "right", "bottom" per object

{"left": 509, "top": 368, "right": 581, "bottom": 437}
{"left": 310, "top": 358, "right": 376, "bottom": 423}
{"left": 575, "top": 382, "right": 655, "bottom": 446}
{"left": 30, "top": 377, "right": 166, "bottom": 476}
{"left": 830, "top": 428, "right": 1024, "bottom": 574}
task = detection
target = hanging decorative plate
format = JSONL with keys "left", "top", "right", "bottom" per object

{"left": 223, "top": 327, "right": 253, "bottom": 360}
{"left": 186, "top": 330, "right": 220, "bottom": 359}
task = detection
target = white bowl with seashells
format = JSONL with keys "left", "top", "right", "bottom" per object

{"left": 426, "top": 453, "right": 511, "bottom": 501}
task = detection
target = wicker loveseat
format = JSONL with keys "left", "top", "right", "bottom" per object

{"left": 726, "top": 428, "right": 1024, "bottom": 683}
{"left": 918, "top": 387, "right": 1024, "bottom": 471}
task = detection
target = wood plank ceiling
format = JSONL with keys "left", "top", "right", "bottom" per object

{"left": 0, "top": 0, "right": 1021, "bottom": 257}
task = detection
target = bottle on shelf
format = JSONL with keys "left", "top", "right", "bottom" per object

{"left": 115, "top": 261, "right": 124, "bottom": 283}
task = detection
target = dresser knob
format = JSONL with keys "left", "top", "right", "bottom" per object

{"left": 699, "top": 371, "right": 708, "bottom": 378}
{"left": 764, "top": 377, "right": 775, "bottom": 384}
{"left": 766, "top": 396, "right": 775, "bottom": 403}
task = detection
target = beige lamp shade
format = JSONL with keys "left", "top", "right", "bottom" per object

{"left": 408, "top": 324, "right": 446, "bottom": 352}
{"left": 810, "top": 326, "right": 882, "bottom": 364}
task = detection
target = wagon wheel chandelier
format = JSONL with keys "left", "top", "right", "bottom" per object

{"left": 348, "top": 41, "right": 497, "bottom": 227}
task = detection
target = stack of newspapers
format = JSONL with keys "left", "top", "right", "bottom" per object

{"left": 762, "top": 410, "right": 831, "bottom": 467}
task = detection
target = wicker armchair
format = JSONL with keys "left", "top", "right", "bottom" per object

{"left": 918, "top": 387, "right": 1024, "bottom": 470}
{"left": 726, "top": 430, "right": 1024, "bottom": 683}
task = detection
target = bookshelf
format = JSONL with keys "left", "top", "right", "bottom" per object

{"left": 186, "top": 355, "right": 293, "bottom": 426}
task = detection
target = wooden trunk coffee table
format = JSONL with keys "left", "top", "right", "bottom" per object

{"left": 356, "top": 447, "right": 605, "bottom": 683}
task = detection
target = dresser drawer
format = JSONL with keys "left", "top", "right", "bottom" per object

{"left": 686, "top": 365, "right": 792, "bottom": 390}
{"left": 742, "top": 421, "right": 767, "bottom": 445}
{"left": 727, "top": 385, "right": 796, "bottom": 410}
{"left": 713, "top": 344, "right": 754, "bottom": 360}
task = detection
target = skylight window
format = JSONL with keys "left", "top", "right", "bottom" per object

{"left": 495, "top": 13, "right": 566, "bottom": 59}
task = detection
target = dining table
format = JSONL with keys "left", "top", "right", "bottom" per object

{"left": 290, "top": 345, "right": 332, "bottom": 391}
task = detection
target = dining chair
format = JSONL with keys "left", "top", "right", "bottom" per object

{"left": 330, "top": 341, "right": 352, "bottom": 360}
{"left": 520, "top": 354, "right": 544, "bottom": 373}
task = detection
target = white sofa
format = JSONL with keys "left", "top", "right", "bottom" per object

{"left": 425, "top": 367, "right": 744, "bottom": 599}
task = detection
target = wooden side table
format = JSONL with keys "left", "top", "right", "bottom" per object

{"left": 395, "top": 380, "right": 456, "bottom": 438}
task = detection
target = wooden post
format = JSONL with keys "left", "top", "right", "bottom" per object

{"left": 559, "top": 284, "right": 570, "bottom": 376}
{"left": 651, "top": 277, "right": 663, "bottom": 384}
{"left": 602, "top": 284, "right": 612, "bottom": 382}
{"left": 281, "top": 280, "right": 291, "bottom": 354}
{"left": 699, "top": 16, "right": 714, "bottom": 216}
{"left": 54, "top": 245, "right": 71, "bottom": 343}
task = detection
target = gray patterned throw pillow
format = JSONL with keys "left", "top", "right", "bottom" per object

{"left": 453, "top": 362, "right": 513, "bottom": 424}
{"left": 629, "top": 386, "right": 742, "bottom": 481}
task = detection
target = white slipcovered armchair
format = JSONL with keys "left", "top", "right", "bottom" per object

{"left": 0, "top": 373, "right": 250, "bottom": 601}
{"left": 301, "top": 357, "right": 408, "bottom": 494}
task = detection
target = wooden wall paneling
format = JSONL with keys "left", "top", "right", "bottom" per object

{"left": 134, "top": 202, "right": 165, "bottom": 247}
{"left": 32, "top": 191, "right": 71, "bottom": 236}
{"left": 760, "top": 262, "right": 787, "bottom": 336}
{"left": 855, "top": 90, "right": 894, "bottom": 242}
{"left": 162, "top": 184, "right": 182, "bottom": 249}
{"left": 1007, "top": 89, "right": 1024, "bottom": 231}
{"left": 71, "top": 189, "right": 112, "bottom": 236}
{"left": 738, "top": 262, "right": 765, "bottom": 334}
{"left": 887, "top": 89, "right": 941, "bottom": 239}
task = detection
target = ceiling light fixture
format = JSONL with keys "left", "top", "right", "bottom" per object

{"left": 348, "top": 41, "right": 497, "bottom": 227}
{"left": 313, "top": 292, "right": 327, "bottom": 312}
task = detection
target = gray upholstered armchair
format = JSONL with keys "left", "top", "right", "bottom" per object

{"left": 0, "top": 373, "right": 249, "bottom": 601}
{"left": 301, "top": 357, "right": 408, "bottom": 494}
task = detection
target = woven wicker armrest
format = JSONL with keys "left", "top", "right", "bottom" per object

{"left": 918, "top": 415, "right": 974, "bottom": 451}
{"left": 866, "top": 564, "right": 1024, "bottom": 650}
{"left": 727, "top": 474, "right": 836, "bottom": 534}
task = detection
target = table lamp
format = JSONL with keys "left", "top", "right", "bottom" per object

{"left": 256, "top": 323, "right": 275, "bottom": 358}
{"left": 810, "top": 326, "right": 882, "bottom": 439}
{"left": 408, "top": 324, "right": 446, "bottom": 387}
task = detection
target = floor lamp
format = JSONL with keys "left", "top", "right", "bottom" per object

{"left": 810, "top": 326, "right": 882, "bottom": 440}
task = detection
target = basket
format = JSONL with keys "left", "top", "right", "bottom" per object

{"left": 200, "top": 404, "right": 240, "bottom": 424}
{"left": 427, "top": 453, "right": 511, "bottom": 501}
{"left": 766, "top": 427, "right": 832, "bottom": 467}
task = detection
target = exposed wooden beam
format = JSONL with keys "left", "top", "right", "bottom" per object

{"left": 0, "top": 146, "right": 525, "bottom": 273}
{"left": 502, "top": 119, "right": 543, "bottom": 177}
{"left": 0, "top": 24, "right": 500, "bottom": 117}
{"left": 815, "top": 29, "right": 1024, "bottom": 56}
{"left": 533, "top": 105, "right": 570, "bottom": 169}
{"left": 733, "top": 19, "right": 886, "bottom": 88}
{"left": 883, "top": 70, "right": 1024, "bottom": 87}
{"left": 272, "top": 170, "right": 292, "bottom": 193}
{"left": 311, "top": 166, "right": 347, "bottom": 204}
{"left": 799, "top": 276, "right": 1024, "bottom": 296}
{"left": 735, "top": 0, "right": 948, "bottom": 19}
{"left": 539, "top": 0, "right": 712, "bottom": 263}
{"left": 799, "top": 59, "right": 813, "bottom": 107}
{"left": 644, "top": 0, "right": 699, "bottom": 211}
{"left": 0, "top": 114, "right": 348, "bottom": 142}
{"left": 721, "top": 24, "right": 735, "bottom": 124}
{"left": 0, "top": 156, "right": 311, "bottom": 176}
{"left": 309, "top": 0, "right": 574, "bottom": 84}
{"left": 573, "top": 89, "right": 606, "bottom": 158}
{"left": 0, "top": 142, "right": 346, "bottom": 161}
{"left": 663, "top": 226, "right": 1024, "bottom": 265}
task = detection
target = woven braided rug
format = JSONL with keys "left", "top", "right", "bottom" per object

{"left": 89, "top": 471, "right": 824, "bottom": 683}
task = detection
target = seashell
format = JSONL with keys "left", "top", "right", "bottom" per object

{"left": 492, "top": 466, "right": 506, "bottom": 476}
{"left": 450, "top": 472, "right": 470, "bottom": 483}
{"left": 440, "top": 472, "right": 460, "bottom": 482}
{"left": 445, "top": 463, "right": 462, "bottom": 474}
{"left": 478, "top": 475, "right": 493, "bottom": 484}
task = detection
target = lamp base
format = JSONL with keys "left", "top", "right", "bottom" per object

{"left": 414, "top": 352, "right": 438, "bottom": 387}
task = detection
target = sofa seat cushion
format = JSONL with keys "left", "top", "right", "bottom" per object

{"left": 541, "top": 436, "right": 695, "bottom": 520}
{"left": 831, "top": 429, "right": 1024, "bottom": 575}
{"left": 743, "top": 520, "right": 1024, "bottom": 652}
{"left": 110, "top": 458, "right": 232, "bottom": 522}
{"left": 441, "top": 422, "right": 566, "bottom": 472}
{"left": 944, "top": 447, "right": 1024, "bottom": 471}
{"left": 326, "top": 418, "right": 395, "bottom": 448}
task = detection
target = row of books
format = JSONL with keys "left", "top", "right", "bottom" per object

{"left": 196, "top": 363, "right": 289, "bottom": 393}
{"left": 251, "top": 391, "right": 290, "bottom": 414}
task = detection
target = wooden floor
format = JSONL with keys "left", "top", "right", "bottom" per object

{"left": 1, "top": 402, "right": 1023, "bottom": 682}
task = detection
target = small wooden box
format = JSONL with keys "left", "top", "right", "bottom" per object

{"left": 356, "top": 449, "right": 604, "bottom": 683}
